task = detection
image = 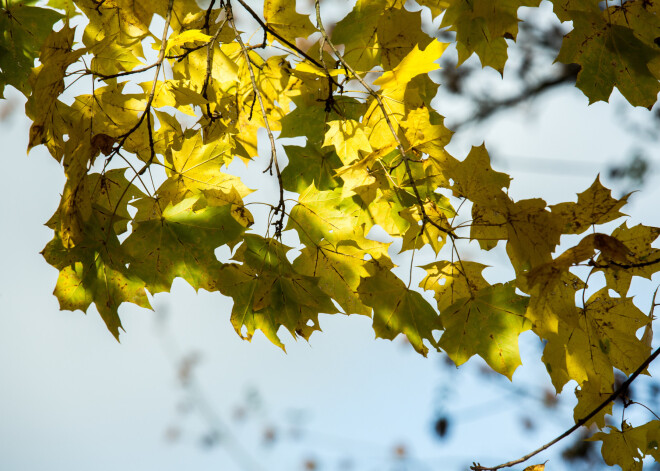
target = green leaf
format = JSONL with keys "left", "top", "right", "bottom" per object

{"left": 440, "top": 0, "right": 542, "bottom": 73}
{"left": 0, "top": 1, "right": 62, "bottom": 96}
{"left": 218, "top": 235, "right": 338, "bottom": 350}
{"left": 287, "top": 185, "right": 371, "bottom": 247}
{"left": 556, "top": 7, "right": 660, "bottom": 107}
{"left": 333, "top": 1, "right": 433, "bottom": 70}
{"left": 42, "top": 219, "right": 151, "bottom": 341}
{"left": 359, "top": 259, "right": 442, "bottom": 357}
{"left": 281, "top": 143, "right": 342, "bottom": 193}
{"left": 293, "top": 239, "right": 390, "bottom": 316}
{"left": 422, "top": 265, "right": 530, "bottom": 379}
{"left": 123, "top": 194, "right": 247, "bottom": 294}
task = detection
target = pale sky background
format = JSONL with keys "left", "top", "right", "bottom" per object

{"left": 2, "top": 2, "right": 660, "bottom": 471}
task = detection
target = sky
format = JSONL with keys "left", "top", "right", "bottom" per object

{"left": 2, "top": 2, "right": 660, "bottom": 471}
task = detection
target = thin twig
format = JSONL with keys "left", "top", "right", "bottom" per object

{"left": 470, "top": 344, "right": 660, "bottom": 470}
{"left": 590, "top": 257, "right": 660, "bottom": 270}
{"left": 234, "top": 0, "right": 322, "bottom": 68}
{"left": 226, "top": 0, "right": 285, "bottom": 237}
{"left": 451, "top": 66, "right": 578, "bottom": 131}
{"left": 89, "top": 62, "right": 159, "bottom": 81}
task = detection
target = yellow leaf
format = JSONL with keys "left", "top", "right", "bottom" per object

{"left": 589, "top": 422, "right": 647, "bottom": 471}
{"left": 598, "top": 223, "right": 660, "bottom": 296}
{"left": 574, "top": 378, "right": 613, "bottom": 428}
{"left": 164, "top": 29, "right": 212, "bottom": 55}
{"left": 263, "top": 0, "right": 316, "bottom": 45}
{"left": 550, "top": 176, "right": 628, "bottom": 235}
{"left": 373, "top": 40, "right": 447, "bottom": 90}
{"left": 523, "top": 464, "right": 547, "bottom": 471}
{"left": 401, "top": 106, "right": 453, "bottom": 156}
{"left": 322, "top": 120, "right": 373, "bottom": 165}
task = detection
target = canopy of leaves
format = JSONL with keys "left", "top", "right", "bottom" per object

{"left": 5, "top": 0, "right": 660, "bottom": 469}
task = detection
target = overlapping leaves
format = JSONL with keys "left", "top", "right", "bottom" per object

{"left": 7, "top": 0, "right": 660, "bottom": 468}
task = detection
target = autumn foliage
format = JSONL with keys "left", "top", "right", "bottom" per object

{"left": 3, "top": 0, "right": 660, "bottom": 469}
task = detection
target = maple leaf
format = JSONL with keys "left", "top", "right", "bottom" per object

{"left": 279, "top": 94, "right": 366, "bottom": 142}
{"left": 14, "top": 4, "right": 660, "bottom": 466}
{"left": 440, "top": 0, "right": 542, "bottom": 73}
{"left": 78, "top": 0, "right": 150, "bottom": 76}
{"left": 293, "top": 239, "right": 389, "bottom": 316}
{"left": 556, "top": 6, "right": 660, "bottom": 107}
{"left": 0, "top": 0, "right": 62, "bottom": 97}
{"left": 123, "top": 194, "right": 248, "bottom": 294}
{"left": 573, "top": 377, "right": 613, "bottom": 428}
{"left": 373, "top": 40, "right": 447, "bottom": 91}
{"left": 400, "top": 199, "right": 454, "bottom": 254}
{"left": 287, "top": 185, "right": 371, "bottom": 247}
{"left": 596, "top": 223, "right": 660, "bottom": 296}
{"left": 281, "top": 143, "right": 342, "bottom": 193}
{"left": 42, "top": 218, "right": 151, "bottom": 340}
{"left": 359, "top": 258, "right": 442, "bottom": 357}
{"left": 421, "top": 263, "right": 530, "bottom": 378}
{"left": 332, "top": 0, "right": 433, "bottom": 71}
{"left": 263, "top": 0, "right": 316, "bottom": 46}
{"left": 322, "top": 119, "right": 373, "bottom": 165}
{"left": 157, "top": 130, "right": 251, "bottom": 204}
{"left": 87, "top": 169, "right": 146, "bottom": 235}
{"left": 589, "top": 422, "right": 649, "bottom": 471}
{"left": 164, "top": 29, "right": 212, "bottom": 56}
{"left": 542, "top": 289, "right": 650, "bottom": 392}
{"left": 400, "top": 106, "right": 453, "bottom": 156}
{"left": 550, "top": 176, "right": 629, "bottom": 234}
{"left": 525, "top": 271, "right": 583, "bottom": 338}
{"left": 439, "top": 144, "right": 510, "bottom": 207}
{"left": 25, "top": 25, "right": 85, "bottom": 153}
{"left": 471, "top": 195, "right": 563, "bottom": 273}
{"left": 218, "top": 235, "right": 338, "bottom": 349}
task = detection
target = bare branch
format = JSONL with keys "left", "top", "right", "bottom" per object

{"left": 471, "top": 344, "right": 660, "bottom": 471}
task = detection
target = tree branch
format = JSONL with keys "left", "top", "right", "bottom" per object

{"left": 452, "top": 65, "right": 579, "bottom": 131}
{"left": 471, "top": 344, "right": 660, "bottom": 471}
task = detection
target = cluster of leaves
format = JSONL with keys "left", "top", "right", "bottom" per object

{"left": 4, "top": 0, "right": 660, "bottom": 468}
